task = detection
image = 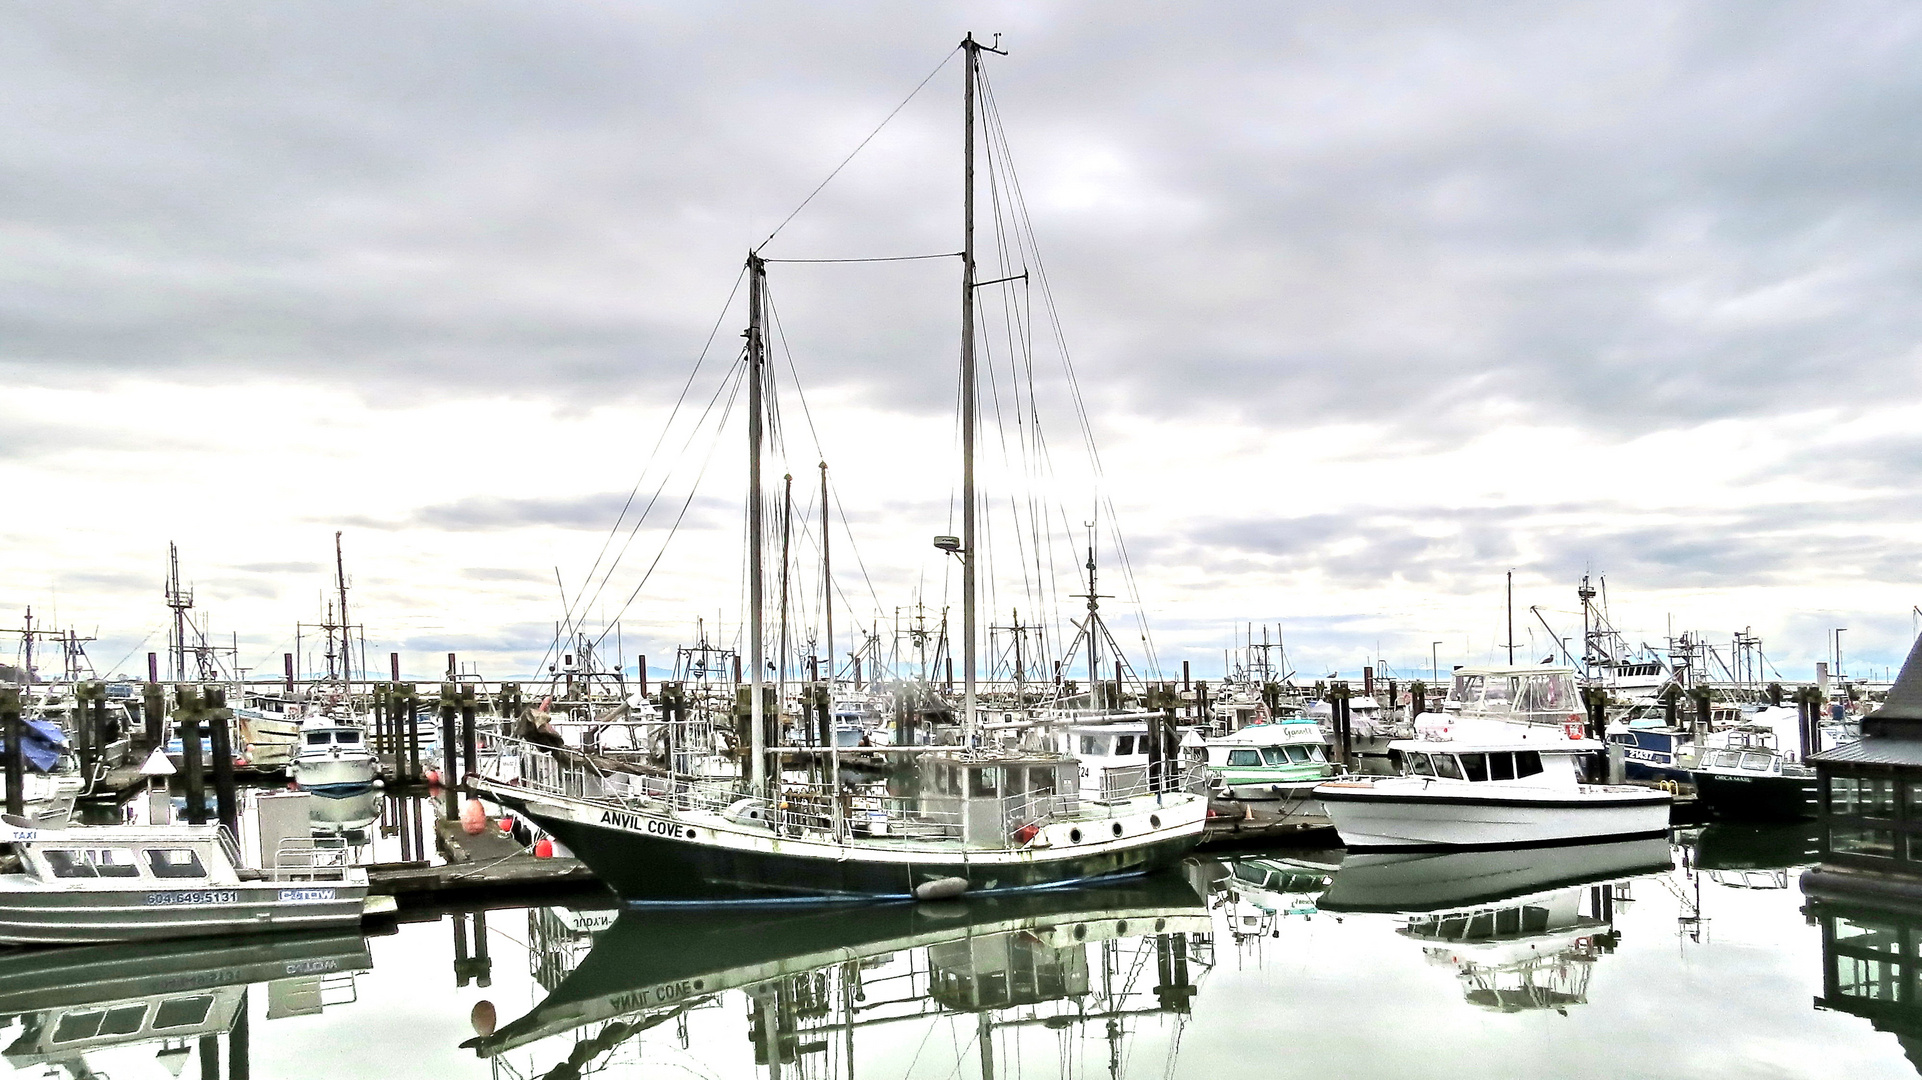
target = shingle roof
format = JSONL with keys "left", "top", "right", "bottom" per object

{"left": 1812, "top": 737, "right": 1922, "bottom": 767}
{"left": 1872, "top": 634, "right": 1922, "bottom": 723}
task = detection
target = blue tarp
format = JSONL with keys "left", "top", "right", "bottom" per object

{"left": 4, "top": 719, "right": 68, "bottom": 772}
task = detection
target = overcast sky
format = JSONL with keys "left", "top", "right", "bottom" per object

{"left": 4, "top": 1, "right": 1921, "bottom": 686}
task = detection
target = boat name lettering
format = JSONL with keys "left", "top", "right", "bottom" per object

{"left": 284, "top": 958, "right": 342, "bottom": 975}
{"left": 146, "top": 890, "right": 239, "bottom": 906}
{"left": 609, "top": 981, "right": 698, "bottom": 1010}
{"left": 602, "top": 809, "right": 680, "bottom": 837}
{"left": 279, "top": 887, "right": 338, "bottom": 902}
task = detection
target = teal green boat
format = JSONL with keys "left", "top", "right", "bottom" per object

{"left": 1183, "top": 719, "right": 1336, "bottom": 801}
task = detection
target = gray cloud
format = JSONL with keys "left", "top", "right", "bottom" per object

{"left": 233, "top": 561, "right": 323, "bottom": 574}
{"left": 1178, "top": 494, "right": 1922, "bottom": 593}
{"left": 459, "top": 567, "right": 551, "bottom": 584}
{"left": 3, "top": 3, "right": 1920, "bottom": 440}
{"left": 337, "top": 492, "right": 731, "bottom": 533}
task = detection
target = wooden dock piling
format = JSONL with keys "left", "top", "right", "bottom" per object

{"left": 206, "top": 684, "right": 239, "bottom": 835}
{"left": 0, "top": 687, "right": 24, "bottom": 818}
{"left": 177, "top": 686, "right": 206, "bottom": 826}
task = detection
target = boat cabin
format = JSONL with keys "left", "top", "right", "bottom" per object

{"left": 1183, "top": 722, "right": 1333, "bottom": 783}
{"left": 0, "top": 823, "right": 247, "bottom": 889}
{"left": 916, "top": 754, "right": 1080, "bottom": 846}
{"left": 6, "top": 986, "right": 245, "bottom": 1068}
{"left": 300, "top": 726, "right": 365, "bottom": 752}
{"left": 1388, "top": 741, "right": 1587, "bottom": 787}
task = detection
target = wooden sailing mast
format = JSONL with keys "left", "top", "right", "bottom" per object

{"left": 960, "top": 31, "right": 1005, "bottom": 747}
{"left": 746, "top": 250, "right": 769, "bottom": 795}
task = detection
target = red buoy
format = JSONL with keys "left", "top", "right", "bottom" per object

{"left": 499, "top": 816, "right": 515, "bottom": 832}
{"left": 533, "top": 837, "right": 554, "bottom": 858}
{"left": 459, "top": 799, "right": 487, "bottom": 836}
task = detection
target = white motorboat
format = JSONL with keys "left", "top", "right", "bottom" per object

{"left": 1314, "top": 730, "right": 1670, "bottom": 850}
{"left": 288, "top": 723, "right": 377, "bottom": 793}
{"left": 0, "top": 821, "right": 384, "bottom": 945}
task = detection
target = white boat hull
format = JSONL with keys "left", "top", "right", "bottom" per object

{"left": 1316, "top": 783, "right": 1670, "bottom": 850}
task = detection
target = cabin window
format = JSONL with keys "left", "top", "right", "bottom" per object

{"left": 968, "top": 768, "right": 1000, "bottom": 798}
{"left": 1078, "top": 735, "right": 1103, "bottom": 756}
{"left": 1459, "top": 754, "right": 1490, "bottom": 782}
{"left": 51, "top": 1002, "right": 162, "bottom": 1041}
{"left": 305, "top": 732, "right": 331, "bottom": 746}
{"left": 1260, "top": 747, "right": 1287, "bottom": 766}
{"left": 53, "top": 1010, "right": 106, "bottom": 1043}
{"left": 1830, "top": 826, "right": 1896, "bottom": 859}
{"left": 1488, "top": 753, "right": 1517, "bottom": 781}
{"left": 1433, "top": 755, "right": 1464, "bottom": 780}
{"left": 1833, "top": 777, "right": 1898, "bottom": 817}
{"left": 1226, "top": 749, "right": 1262, "bottom": 767}
{"left": 1448, "top": 675, "right": 1482, "bottom": 704}
{"left": 334, "top": 730, "right": 362, "bottom": 746}
{"left": 1114, "top": 735, "right": 1136, "bottom": 756}
{"left": 1409, "top": 754, "right": 1434, "bottom": 777}
{"left": 1515, "top": 751, "right": 1544, "bottom": 778}
{"left": 1739, "top": 752, "right": 1774, "bottom": 773}
{"left": 145, "top": 849, "right": 208, "bottom": 879}
{"left": 1480, "top": 679, "right": 1515, "bottom": 709}
{"left": 43, "top": 848, "right": 141, "bottom": 879}
{"left": 1305, "top": 745, "right": 1327, "bottom": 762}
{"left": 153, "top": 996, "right": 215, "bottom": 1030}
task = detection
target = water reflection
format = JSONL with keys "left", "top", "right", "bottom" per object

{"left": 472, "top": 878, "right": 1212, "bottom": 1078}
{"left": 1812, "top": 896, "right": 1922, "bottom": 1070}
{"left": 1316, "top": 839, "right": 1673, "bottom": 1015}
{"left": 0, "top": 932, "right": 371, "bottom": 1076}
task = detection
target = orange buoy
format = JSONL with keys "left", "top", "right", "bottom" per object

{"left": 533, "top": 837, "right": 554, "bottom": 858}
{"left": 460, "top": 799, "right": 487, "bottom": 836}
{"left": 470, "top": 1000, "right": 497, "bottom": 1037}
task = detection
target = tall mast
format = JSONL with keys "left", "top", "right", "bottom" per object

{"left": 746, "top": 251, "right": 769, "bottom": 794}
{"left": 820, "top": 462, "right": 833, "bottom": 688}
{"left": 335, "top": 530, "right": 352, "bottom": 687}
{"left": 778, "top": 472, "right": 793, "bottom": 720}
{"left": 1506, "top": 569, "right": 1515, "bottom": 665}
{"left": 960, "top": 33, "right": 981, "bottom": 745}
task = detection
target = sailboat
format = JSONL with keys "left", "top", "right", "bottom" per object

{"left": 499, "top": 35, "right": 1207, "bottom": 902}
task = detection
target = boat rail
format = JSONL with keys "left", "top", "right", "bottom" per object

{"left": 264, "top": 836, "right": 354, "bottom": 882}
{"left": 483, "top": 734, "right": 1202, "bottom": 848}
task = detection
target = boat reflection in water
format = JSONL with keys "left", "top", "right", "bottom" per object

{"left": 308, "top": 786, "right": 382, "bottom": 845}
{"left": 1203, "top": 855, "right": 1338, "bottom": 944}
{"left": 472, "top": 876, "right": 1213, "bottom": 1077}
{"left": 0, "top": 931, "right": 372, "bottom": 1075}
{"left": 1677, "top": 821, "right": 1822, "bottom": 891}
{"left": 1321, "top": 838, "right": 1674, "bottom": 1014}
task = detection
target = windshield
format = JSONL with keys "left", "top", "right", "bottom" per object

{"left": 1516, "top": 673, "right": 1577, "bottom": 714}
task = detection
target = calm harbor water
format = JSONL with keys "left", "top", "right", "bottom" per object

{"left": 8, "top": 807, "right": 1913, "bottom": 1080}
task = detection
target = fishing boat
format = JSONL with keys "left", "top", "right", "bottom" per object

{"left": 0, "top": 821, "right": 383, "bottom": 944}
{"left": 495, "top": 36, "right": 1207, "bottom": 902}
{"left": 288, "top": 723, "right": 377, "bottom": 794}
{"left": 1183, "top": 718, "right": 1335, "bottom": 801}
{"left": 1688, "top": 736, "right": 1819, "bottom": 820}
{"left": 1314, "top": 727, "right": 1670, "bottom": 850}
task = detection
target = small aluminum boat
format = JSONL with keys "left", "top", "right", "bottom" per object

{"left": 0, "top": 821, "right": 383, "bottom": 945}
